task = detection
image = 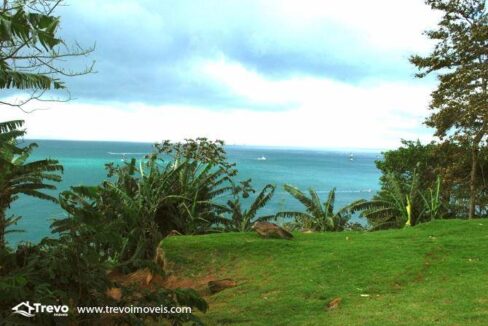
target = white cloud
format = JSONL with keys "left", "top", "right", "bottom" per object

{"left": 272, "top": 0, "right": 440, "bottom": 52}
{"left": 1, "top": 58, "right": 435, "bottom": 149}
{"left": 1, "top": 0, "right": 441, "bottom": 149}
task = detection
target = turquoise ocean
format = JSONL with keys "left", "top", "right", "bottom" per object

{"left": 7, "top": 140, "right": 382, "bottom": 245}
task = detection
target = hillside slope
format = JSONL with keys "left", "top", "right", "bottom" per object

{"left": 163, "top": 220, "right": 488, "bottom": 325}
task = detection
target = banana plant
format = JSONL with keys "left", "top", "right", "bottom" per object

{"left": 224, "top": 184, "right": 276, "bottom": 232}
{"left": 347, "top": 171, "right": 420, "bottom": 229}
{"left": 276, "top": 184, "right": 350, "bottom": 232}
{"left": 420, "top": 175, "right": 443, "bottom": 220}
{"left": 0, "top": 120, "right": 63, "bottom": 248}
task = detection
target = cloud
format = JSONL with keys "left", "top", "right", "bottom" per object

{"left": 1, "top": 0, "right": 441, "bottom": 148}
{"left": 1, "top": 59, "right": 435, "bottom": 149}
{"left": 47, "top": 0, "right": 440, "bottom": 106}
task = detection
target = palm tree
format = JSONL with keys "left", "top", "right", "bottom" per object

{"left": 0, "top": 120, "right": 63, "bottom": 248}
{"left": 277, "top": 184, "right": 350, "bottom": 232}
{"left": 225, "top": 184, "right": 276, "bottom": 232}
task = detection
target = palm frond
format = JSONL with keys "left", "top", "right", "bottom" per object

{"left": 246, "top": 184, "right": 275, "bottom": 219}
{"left": 15, "top": 190, "right": 58, "bottom": 203}
{"left": 324, "top": 188, "right": 336, "bottom": 216}
{"left": 283, "top": 184, "right": 316, "bottom": 213}
{"left": 0, "top": 120, "right": 25, "bottom": 133}
{"left": 0, "top": 70, "right": 64, "bottom": 90}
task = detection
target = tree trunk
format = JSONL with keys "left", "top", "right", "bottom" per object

{"left": 469, "top": 144, "right": 478, "bottom": 219}
{"left": 468, "top": 129, "right": 485, "bottom": 219}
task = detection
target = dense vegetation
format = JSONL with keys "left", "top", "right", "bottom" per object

{"left": 0, "top": 122, "right": 208, "bottom": 325}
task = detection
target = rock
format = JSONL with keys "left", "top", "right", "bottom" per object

{"left": 325, "top": 297, "right": 342, "bottom": 310}
{"left": 252, "top": 221, "right": 293, "bottom": 240}
{"left": 208, "top": 279, "right": 237, "bottom": 294}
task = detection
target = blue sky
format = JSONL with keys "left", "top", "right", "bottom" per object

{"left": 1, "top": 0, "right": 441, "bottom": 149}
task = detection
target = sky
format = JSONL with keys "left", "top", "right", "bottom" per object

{"left": 0, "top": 0, "right": 442, "bottom": 149}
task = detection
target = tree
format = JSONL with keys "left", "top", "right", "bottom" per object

{"left": 410, "top": 0, "right": 488, "bottom": 218}
{"left": 376, "top": 140, "right": 439, "bottom": 190}
{"left": 0, "top": 120, "right": 63, "bottom": 248}
{"left": 277, "top": 184, "right": 350, "bottom": 232}
{"left": 0, "top": 0, "right": 94, "bottom": 111}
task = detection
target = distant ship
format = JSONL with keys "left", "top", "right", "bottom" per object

{"left": 107, "top": 152, "right": 147, "bottom": 162}
{"left": 257, "top": 156, "right": 267, "bottom": 161}
{"left": 349, "top": 153, "right": 354, "bottom": 161}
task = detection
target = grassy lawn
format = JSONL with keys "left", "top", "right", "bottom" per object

{"left": 162, "top": 220, "right": 488, "bottom": 325}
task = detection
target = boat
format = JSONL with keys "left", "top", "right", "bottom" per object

{"left": 257, "top": 156, "right": 267, "bottom": 161}
{"left": 349, "top": 153, "right": 354, "bottom": 161}
{"left": 107, "top": 152, "right": 147, "bottom": 162}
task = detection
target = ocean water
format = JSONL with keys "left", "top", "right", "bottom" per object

{"left": 7, "top": 140, "right": 382, "bottom": 245}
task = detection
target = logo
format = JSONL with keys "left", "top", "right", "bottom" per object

{"left": 12, "top": 301, "right": 36, "bottom": 317}
{"left": 12, "top": 301, "right": 69, "bottom": 317}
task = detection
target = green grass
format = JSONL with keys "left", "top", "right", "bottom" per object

{"left": 162, "top": 220, "right": 488, "bottom": 325}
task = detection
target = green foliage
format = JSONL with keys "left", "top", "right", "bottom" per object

{"left": 54, "top": 156, "right": 195, "bottom": 272}
{"left": 145, "top": 138, "right": 240, "bottom": 234}
{"left": 376, "top": 140, "right": 438, "bottom": 190}
{"left": 53, "top": 138, "right": 248, "bottom": 251}
{"left": 0, "top": 4, "right": 64, "bottom": 90}
{"left": 410, "top": 0, "right": 488, "bottom": 138}
{"left": 165, "top": 161, "right": 231, "bottom": 234}
{"left": 0, "top": 1, "right": 94, "bottom": 109}
{"left": 0, "top": 120, "right": 63, "bottom": 248}
{"left": 348, "top": 172, "right": 416, "bottom": 230}
{"left": 410, "top": 0, "right": 488, "bottom": 218}
{"left": 420, "top": 176, "right": 443, "bottom": 220}
{"left": 0, "top": 233, "right": 207, "bottom": 325}
{"left": 349, "top": 170, "right": 446, "bottom": 229}
{"left": 375, "top": 139, "right": 488, "bottom": 219}
{"left": 155, "top": 138, "right": 236, "bottom": 174}
{"left": 277, "top": 184, "right": 350, "bottom": 231}
{"left": 0, "top": 132, "right": 208, "bottom": 324}
{"left": 224, "top": 183, "right": 276, "bottom": 232}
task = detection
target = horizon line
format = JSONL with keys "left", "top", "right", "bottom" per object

{"left": 24, "top": 137, "right": 388, "bottom": 153}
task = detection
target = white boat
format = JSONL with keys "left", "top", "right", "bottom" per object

{"left": 349, "top": 153, "right": 354, "bottom": 161}
{"left": 257, "top": 156, "right": 267, "bottom": 161}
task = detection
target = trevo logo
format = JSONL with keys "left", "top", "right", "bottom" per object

{"left": 12, "top": 301, "right": 69, "bottom": 317}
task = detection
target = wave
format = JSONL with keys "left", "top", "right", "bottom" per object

{"left": 275, "top": 189, "right": 376, "bottom": 195}
{"left": 327, "top": 189, "right": 374, "bottom": 194}
{"left": 107, "top": 152, "right": 148, "bottom": 155}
